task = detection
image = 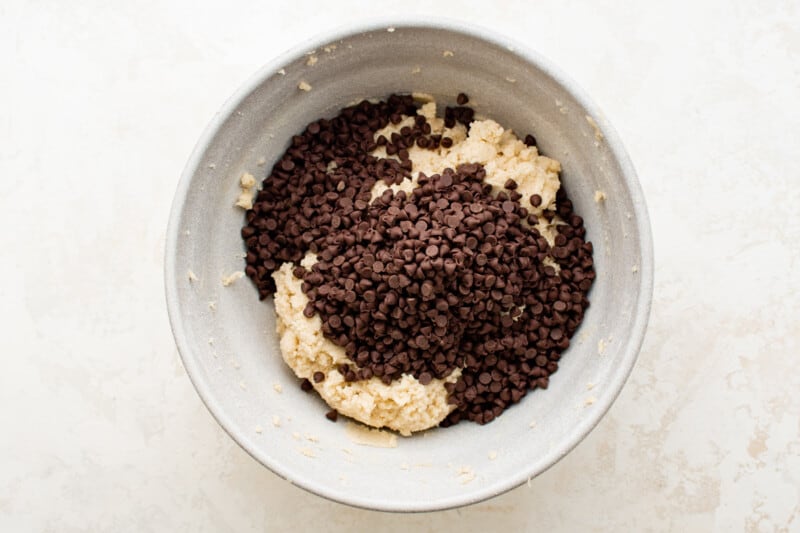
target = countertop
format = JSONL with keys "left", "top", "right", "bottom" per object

{"left": 2, "top": 0, "right": 798, "bottom": 531}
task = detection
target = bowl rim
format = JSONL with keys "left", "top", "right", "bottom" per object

{"left": 164, "top": 16, "right": 654, "bottom": 513}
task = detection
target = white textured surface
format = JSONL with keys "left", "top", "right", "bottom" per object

{"left": 1, "top": 0, "right": 798, "bottom": 531}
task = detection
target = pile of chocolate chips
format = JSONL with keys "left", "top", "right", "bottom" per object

{"left": 241, "top": 94, "right": 595, "bottom": 426}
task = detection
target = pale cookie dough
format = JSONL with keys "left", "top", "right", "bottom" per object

{"left": 271, "top": 99, "right": 566, "bottom": 436}
{"left": 370, "top": 100, "right": 564, "bottom": 243}
{"left": 221, "top": 271, "right": 244, "bottom": 286}
{"left": 273, "top": 256, "right": 460, "bottom": 436}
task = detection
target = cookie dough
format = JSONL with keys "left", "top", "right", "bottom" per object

{"left": 271, "top": 99, "right": 565, "bottom": 436}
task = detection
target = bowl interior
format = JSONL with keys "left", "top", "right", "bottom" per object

{"left": 166, "top": 22, "right": 651, "bottom": 511}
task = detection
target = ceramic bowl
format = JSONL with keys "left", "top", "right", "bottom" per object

{"left": 165, "top": 19, "right": 653, "bottom": 511}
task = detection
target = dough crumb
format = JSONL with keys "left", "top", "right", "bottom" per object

{"left": 298, "top": 81, "right": 312, "bottom": 92}
{"left": 345, "top": 422, "right": 398, "bottom": 448}
{"left": 236, "top": 172, "right": 257, "bottom": 209}
{"left": 323, "top": 45, "right": 336, "bottom": 53}
{"left": 187, "top": 270, "right": 199, "bottom": 282}
{"left": 300, "top": 253, "right": 318, "bottom": 269}
{"left": 585, "top": 115, "right": 604, "bottom": 141}
{"left": 585, "top": 396, "right": 597, "bottom": 406}
{"left": 239, "top": 381, "right": 247, "bottom": 390}
{"left": 304, "top": 433, "right": 319, "bottom": 443}
{"left": 292, "top": 432, "right": 301, "bottom": 440}
{"left": 299, "top": 447, "right": 316, "bottom": 458}
{"left": 272, "top": 415, "right": 281, "bottom": 427}
{"left": 273, "top": 383, "right": 283, "bottom": 393}
{"left": 306, "top": 55, "right": 318, "bottom": 66}
{"left": 457, "top": 466, "right": 475, "bottom": 484}
{"left": 411, "top": 92, "right": 435, "bottom": 103}
{"left": 277, "top": 68, "right": 286, "bottom": 75}
{"left": 411, "top": 66, "right": 421, "bottom": 74}
{"left": 257, "top": 157, "right": 267, "bottom": 166}
{"left": 505, "top": 77, "right": 516, "bottom": 83}
{"left": 632, "top": 265, "right": 639, "bottom": 273}
{"left": 208, "top": 337, "right": 215, "bottom": 345}
{"left": 387, "top": 27, "right": 395, "bottom": 32}
{"left": 594, "top": 190, "right": 607, "bottom": 202}
{"left": 208, "top": 301, "right": 216, "bottom": 310}
{"left": 598, "top": 338, "right": 606, "bottom": 355}
{"left": 586, "top": 382, "right": 595, "bottom": 390}
{"left": 254, "top": 425, "right": 263, "bottom": 433}
{"left": 443, "top": 50, "right": 454, "bottom": 57}
{"left": 488, "top": 450, "right": 498, "bottom": 460}
{"left": 221, "top": 271, "right": 244, "bottom": 286}
{"left": 529, "top": 420, "right": 537, "bottom": 429}
{"left": 208, "top": 163, "right": 216, "bottom": 169}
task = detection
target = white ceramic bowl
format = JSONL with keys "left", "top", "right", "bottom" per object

{"left": 165, "top": 19, "right": 653, "bottom": 511}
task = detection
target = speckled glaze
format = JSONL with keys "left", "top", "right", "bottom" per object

{"left": 165, "top": 19, "right": 652, "bottom": 511}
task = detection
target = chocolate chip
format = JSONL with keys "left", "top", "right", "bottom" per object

{"left": 456, "top": 93, "right": 469, "bottom": 105}
{"left": 313, "top": 371, "right": 325, "bottom": 383}
{"left": 325, "top": 409, "right": 339, "bottom": 422}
